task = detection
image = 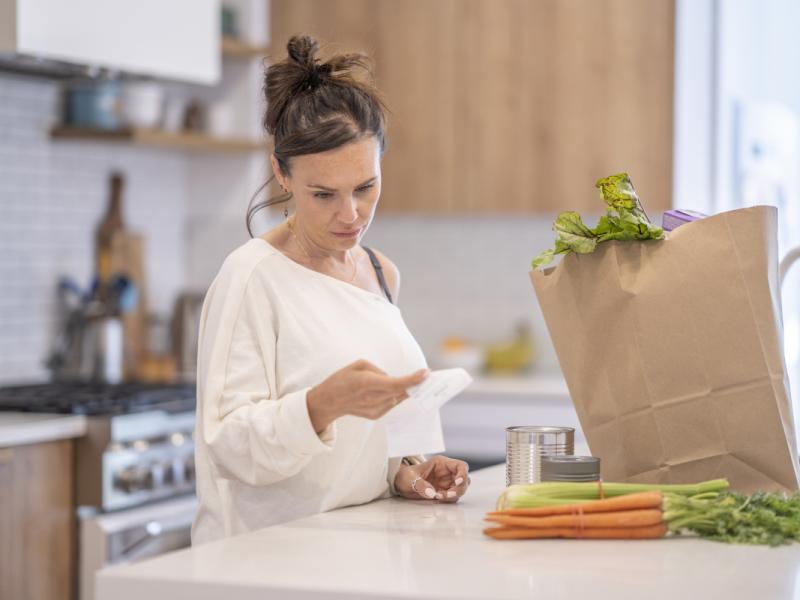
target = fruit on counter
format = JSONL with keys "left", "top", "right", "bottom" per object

{"left": 440, "top": 336, "right": 470, "bottom": 351}
{"left": 486, "top": 480, "right": 800, "bottom": 545}
{"left": 532, "top": 172, "right": 664, "bottom": 268}
{"left": 483, "top": 321, "right": 535, "bottom": 374}
{"left": 436, "top": 336, "right": 484, "bottom": 373}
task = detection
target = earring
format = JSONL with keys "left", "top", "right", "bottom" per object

{"left": 284, "top": 207, "right": 289, "bottom": 219}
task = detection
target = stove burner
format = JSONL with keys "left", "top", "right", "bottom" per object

{"left": 0, "top": 382, "right": 196, "bottom": 416}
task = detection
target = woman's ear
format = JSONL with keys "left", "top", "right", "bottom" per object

{"left": 270, "top": 154, "right": 287, "bottom": 189}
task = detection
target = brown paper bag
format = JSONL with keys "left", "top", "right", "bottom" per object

{"left": 530, "top": 206, "right": 799, "bottom": 492}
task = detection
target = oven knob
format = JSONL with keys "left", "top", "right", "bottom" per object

{"left": 162, "top": 461, "right": 175, "bottom": 485}
{"left": 184, "top": 457, "right": 195, "bottom": 482}
{"left": 113, "top": 465, "right": 154, "bottom": 494}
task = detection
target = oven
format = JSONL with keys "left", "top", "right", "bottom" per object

{"left": 78, "top": 495, "right": 196, "bottom": 600}
{"left": 0, "top": 382, "right": 198, "bottom": 600}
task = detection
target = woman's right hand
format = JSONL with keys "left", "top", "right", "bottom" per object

{"left": 307, "top": 360, "right": 429, "bottom": 433}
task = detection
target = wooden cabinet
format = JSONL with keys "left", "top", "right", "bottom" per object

{"left": 0, "top": 440, "right": 75, "bottom": 600}
{"left": 270, "top": 0, "right": 674, "bottom": 214}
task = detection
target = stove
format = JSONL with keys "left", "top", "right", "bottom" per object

{"left": 0, "top": 381, "right": 196, "bottom": 416}
{"left": 0, "top": 381, "right": 197, "bottom": 511}
{"left": 0, "top": 381, "right": 200, "bottom": 599}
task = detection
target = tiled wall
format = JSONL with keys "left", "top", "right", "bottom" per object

{"left": 0, "top": 71, "right": 565, "bottom": 385}
{"left": 0, "top": 73, "right": 189, "bottom": 383}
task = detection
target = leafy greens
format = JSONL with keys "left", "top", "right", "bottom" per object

{"left": 532, "top": 173, "right": 665, "bottom": 268}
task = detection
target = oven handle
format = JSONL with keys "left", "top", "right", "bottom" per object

{"left": 117, "top": 516, "right": 188, "bottom": 558}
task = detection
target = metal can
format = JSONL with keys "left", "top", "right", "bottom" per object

{"left": 505, "top": 425, "right": 575, "bottom": 486}
{"left": 541, "top": 455, "right": 600, "bottom": 482}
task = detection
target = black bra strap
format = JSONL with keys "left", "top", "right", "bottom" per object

{"left": 362, "top": 246, "right": 394, "bottom": 304}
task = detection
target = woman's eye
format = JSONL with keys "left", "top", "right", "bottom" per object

{"left": 357, "top": 184, "right": 374, "bottom": 193}
{"left": 314, "top": 192, "right": 333, "bottom": 199}
{"left": 313, "top": 185, "right": 373, "bottom": 199}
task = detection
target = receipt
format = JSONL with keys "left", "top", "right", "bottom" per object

{"left": 383, "top": 368, "right": 473, "bottom": 457}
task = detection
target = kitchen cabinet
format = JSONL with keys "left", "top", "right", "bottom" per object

{"left": 0, "top": 0, "right": 220, "bottom": 84}
{"left": 0, "top": 439, "right": 75, "bottom": 600}
{"left": 270, "top": 0, "right": 675, "bottom": 214}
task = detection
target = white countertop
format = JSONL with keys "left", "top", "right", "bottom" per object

{"left": 97, "top": 464, "right": 800, "bottom": 600}
{"left": 466, "top": 373, "right": 569, "bottom": 397}
{"left": 0, "top": 412, "right": 87, "bottom": 448}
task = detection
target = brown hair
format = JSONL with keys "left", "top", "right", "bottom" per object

{"left": 246, "top": 34, "right": 389, "bottom": 237}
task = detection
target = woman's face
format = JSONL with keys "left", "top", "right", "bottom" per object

{"left": 273, "top": 136, "right": 382, "bottom": 252}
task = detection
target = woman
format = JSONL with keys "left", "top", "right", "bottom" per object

{"left": 192, "top": 35, "right": 470, "bottom": 545}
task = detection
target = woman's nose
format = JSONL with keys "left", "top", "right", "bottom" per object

{"left": 339, "top": 196, "right": 359, "bottom": 223}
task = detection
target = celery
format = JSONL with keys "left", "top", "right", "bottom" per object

{"left": 497, "top": 479, "right": 730, "bottom": 510}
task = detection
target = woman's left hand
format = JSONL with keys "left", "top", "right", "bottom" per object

{"left": 394, "top": 455, "right": 470, "bottom": 502}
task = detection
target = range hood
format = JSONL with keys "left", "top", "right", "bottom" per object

{"left": 0, "top": 52, "right": 98, "bottom": 79}
{"left": 0, "top": 0, "right": 220, "bottom": 85}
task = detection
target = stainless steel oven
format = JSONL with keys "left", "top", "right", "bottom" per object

{"left": 0, "top": 382, "right": 198, "bottom": 600}
{"left": 78, "top": 495, "right": 196, "bottom": 600}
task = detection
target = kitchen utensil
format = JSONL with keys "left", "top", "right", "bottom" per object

{"left": 540, "top": 455, "right": 600, "bottom": 482}
{"left": 505, "top": 426, "right": 574, "bottom": 486}
{"left": 109, "top": 231, "right": 149, "bottom": 380}
{"left": 171, "top": 292, "right": 205, "bottom": 379}
{"left": 50, "top": 300, "right": 124, "bottom": 384}
{"left": 120, "top": 80, "right": 165, "bottom": 129}
{"left": 162, "top": 97, "right": 187, "bottom": 132}
{"left": 207, "top": 102, "right": 235, "bottom": 137}
{"left": 221, "top": 5, "right": 240, "bottom": 37}
{"left": 65, "top": 78, "right": 122, "bottom": 130}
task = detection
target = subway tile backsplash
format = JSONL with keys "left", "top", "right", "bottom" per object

{"left": 0, "top": 73, "right": 188, "bottom": 383}
{"left": 1, "top": 71, "right": 562, "bottom": 385}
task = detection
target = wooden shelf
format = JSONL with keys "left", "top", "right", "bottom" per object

{"left": 221, "top": 36, "right": 269, "bottom": 59}
{"left": 50, "top": 126, "right": 267, "bottom": 153}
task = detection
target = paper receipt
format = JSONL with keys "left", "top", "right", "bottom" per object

{"left": 382, "top": 367, "right": 473, "bottom": 457}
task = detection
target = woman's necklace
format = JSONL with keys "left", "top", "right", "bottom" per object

{"left": 287, "top": 217, "right": 358, "bottom": 283}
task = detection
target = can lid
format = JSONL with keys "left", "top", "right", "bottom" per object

{"left": 541, "top": 455, "right": 600, "bottom": 477}
{"left": 505, "top": 426, "right": 575, "bottom": 444}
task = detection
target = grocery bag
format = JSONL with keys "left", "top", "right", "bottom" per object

{"left": 530, "top": 206, "right": 799, "bottom": 492}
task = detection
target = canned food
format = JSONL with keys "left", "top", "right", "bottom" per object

{"left": 505, "top": 425, "right": 575, "bottom": 486}
{"left": 541, "top": 455, "right": 600, "bottom": 482}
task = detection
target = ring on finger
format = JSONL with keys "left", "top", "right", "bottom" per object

{"left": 411, "top": 476, "right": 423, "bottom": 493}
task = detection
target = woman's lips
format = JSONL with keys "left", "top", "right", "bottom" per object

{"left": 332, "top": 228, "right": 361, "bottom": 238}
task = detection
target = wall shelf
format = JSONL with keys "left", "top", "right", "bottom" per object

{"left": 50, "top": 126, "right": 268, "bottom": 153}
{"left": 221, "top": 36, "right": 269, "bottom": 59}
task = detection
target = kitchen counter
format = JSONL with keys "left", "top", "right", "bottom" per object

{"left": 96, "top": 464, "right": 800, "bottom": 600}
{"left": 0, "top": 412, "right": 87, "bottom": 447}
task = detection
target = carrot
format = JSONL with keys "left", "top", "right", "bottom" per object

{"left": 483, "top": 523, "right": 668, "bottom": 540}
{"left": 488, "top": 491, "right": 663, "bottom": 517}
{"left": 485, "top": 508, "right": 663, "bottom": 530}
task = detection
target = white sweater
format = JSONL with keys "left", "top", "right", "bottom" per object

{"left": 191, "top": 238, "right": 440, "bottom": 544}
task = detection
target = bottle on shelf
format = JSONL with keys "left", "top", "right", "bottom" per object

{"left": 95, "top": 172, "right": 126, "bottom": 308}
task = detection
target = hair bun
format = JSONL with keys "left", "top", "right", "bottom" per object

{"left": 287, "top": 35, "right": 320, "bottom": 70}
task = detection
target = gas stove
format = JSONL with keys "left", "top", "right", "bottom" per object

{"left": 0, "top": 381, "right": 197, "bottom": 512}
{"left": 0, "top": 381, "right": 196, "bottom": 416}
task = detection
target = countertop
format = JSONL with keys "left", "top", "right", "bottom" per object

{"left": 96, "top": 464, "right": 800, "bottom": 600}
{"left": 0, "top": 412, "right": 87, "bottom": 448}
